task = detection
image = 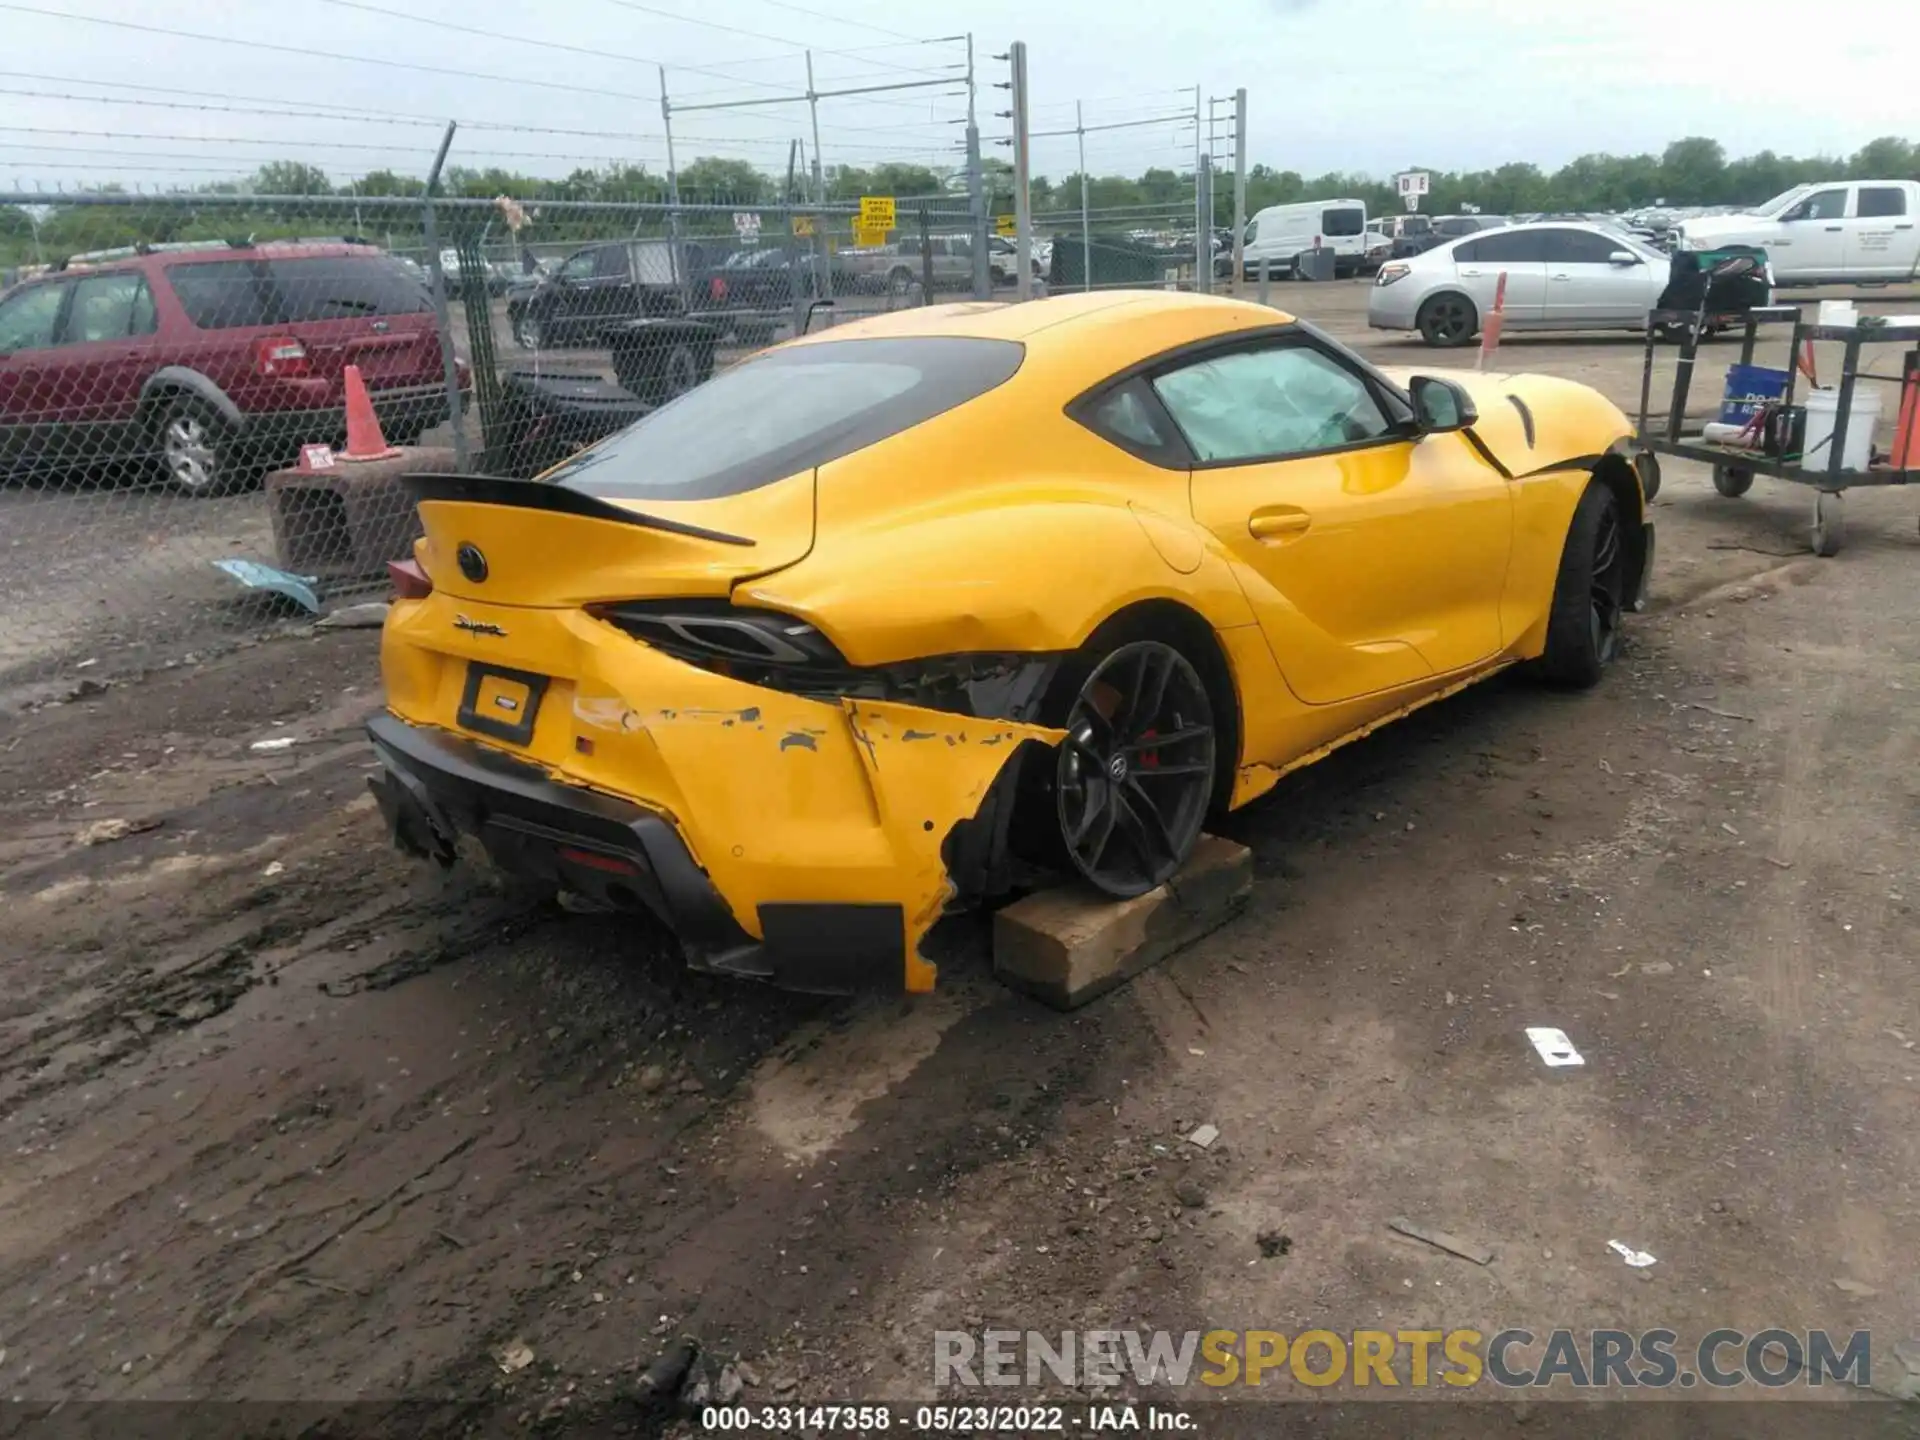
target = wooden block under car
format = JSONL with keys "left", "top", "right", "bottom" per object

{"left": 993, "top": 835, "right": 1252, "bottom": 1010}
{"left": 266, "top": 446, "right": 454, "bottom": 581}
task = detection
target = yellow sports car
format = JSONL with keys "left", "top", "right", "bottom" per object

{"left": 369, "top": 291, "right": 1653, "bottom": 994}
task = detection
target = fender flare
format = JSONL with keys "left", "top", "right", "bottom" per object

{"left": 139, "top": 367, "right": 245, "bottom": 430}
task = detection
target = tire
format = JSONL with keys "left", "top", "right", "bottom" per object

{"left": 1535, "top": 482, "right": 1628, "bottom": 689}
{"left": 614, "top": 336, "right": 710, "bottom": 405}
{"left": 1812, "top": 491, "right": 1845, "bottom": 557}
{"left": 1417, "top": 292, "right": 1478, "bottom": 348}
{"left": 1711, "top": 463, "right": 1753, "bottom": 498}
{"left": 1637, "top": 451, "right": 1662, "bottom": 502}
{"left": 1038, "top": 637, "right": 1218, "bottom": 899}
{"left": 153, "top": 395, "right": 236, "bottom": 497}
{"left": 512, "top": 310, "right": 545, "bottom": 350}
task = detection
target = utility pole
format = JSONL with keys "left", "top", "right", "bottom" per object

{"left": 1010, "top": 40, "right": 1031, "bottom": 301}
{"left": 1192, "top": 84, "right": 1203, "bottom": 289}
{"left": 965, "top": 34, "right": 988, "bottom": 299}
{"left": 1232, "top": 86, "right": 1247, "bottom": 297}
{"left": 804, "top": 51, "right": 824, "bottom": 205}
{"left": 1076, "top": 101, "right": 1090, "bottom": 293}
{"left": 659, "top": 65, "right": 680, "bottom": 209}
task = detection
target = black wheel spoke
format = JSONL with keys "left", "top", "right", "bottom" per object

{"left": 1121, "top": 646, "right": 1173, "bottom": 737}
{"left": 1122, "top": 724, "right": 1210, "bottom": 755}
{"left": 1130, "top": 761, "right": 1213, "bottom": 778}
{"left": 1115, "top": 780, "right": 1178, "bottom": 871}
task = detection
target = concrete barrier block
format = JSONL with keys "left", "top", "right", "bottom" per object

{"left": 993, "top": 835, "right": 1252, "bottom": 1010}
{"left": 266, "top": 446, "right": 454, "bottom": 580}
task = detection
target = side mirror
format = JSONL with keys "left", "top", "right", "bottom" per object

{"left": 1608, "top": 250, "right": 1641, "bottom": 266}
{"left": 1409, "top": 375, "right": 1478, "bottom": 433}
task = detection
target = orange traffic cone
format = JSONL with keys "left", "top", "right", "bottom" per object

{"left": 1476, "top": 270, "right": 1509, "bottom": 372}
{"left": 1893, "top": 358, "right": 1919, "bottom": 470}
{"left": 339, "top": 363, "right": 401, "bottom": 462}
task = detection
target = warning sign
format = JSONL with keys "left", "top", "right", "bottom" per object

{"left": 995, "top": 213, "right": 1016, "bottom": 237}
{"left": 858, "top": 195, "right": 897, "bottom": 231}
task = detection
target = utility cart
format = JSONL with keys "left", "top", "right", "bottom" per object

{"left": 1634, "top": 303, "right": 1920, "bottom": 556}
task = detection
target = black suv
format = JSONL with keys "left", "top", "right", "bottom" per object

{"left": 507, "top": 239, "right": 724, "bottom": 351}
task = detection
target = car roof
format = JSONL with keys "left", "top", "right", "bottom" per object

{"left": 786, "top": 289, "right": 1298, "bottom": 352}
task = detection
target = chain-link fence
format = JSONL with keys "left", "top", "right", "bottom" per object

{"left": 0, "top": 187, "right": 998, "bottom": 697}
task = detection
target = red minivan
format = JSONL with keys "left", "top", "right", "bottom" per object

{"left": 0, "top": 240, "right": 468, "bottom": 495}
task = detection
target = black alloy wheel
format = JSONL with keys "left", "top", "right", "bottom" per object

{"left": 1417, "top": 293, "right": 1478, "bottom": 347}
{"left": 1054, "top": 640, "right": 1216, "bottom": 899}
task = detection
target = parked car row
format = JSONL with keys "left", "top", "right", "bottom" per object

{"left": 0, "top": 238, "right": 468, "bottom": 494}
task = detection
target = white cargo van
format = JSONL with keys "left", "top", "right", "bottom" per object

{"left": 1242, "top": 198, "right": 1369, "bottom": 278}
{"left": 1673, "top": 180, "right": 1920, "bottom": 284}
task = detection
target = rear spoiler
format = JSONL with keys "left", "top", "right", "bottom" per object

{"left": 402, "top": 472, "right": 755, "bottom": 548}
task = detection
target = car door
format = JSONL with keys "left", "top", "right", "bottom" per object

{"left": 54, "top": 270, "right": 162, "bottom": 450}
{"left": 1769, "top": 185, "right": 1850, "bottom": 280}
{"left": 1847, "top": 185, "right": 1916, "bottom": 280}
{"left": 0, "top": 280, "right": 71, "bottom": 472}
{"left": 1451, "top": 229, "right": 1547, "bottom": 325}
{"left": 1540, "top": 226, "right": 1653, "bottom": 327}
{"left": 1155, "top": 337, "right": 1514, "bottom": 706}
{"left": 546, "top": 248, "right": 601, "bottom": 343}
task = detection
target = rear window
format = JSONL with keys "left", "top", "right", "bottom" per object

{"left": 1321, "top": 208, "right": 1364, "bottom": 237}
{"left": 164, "top": 253, "right": 429, "bottom": 329}
{"left": 266, "top": 256, "right": 430, "bottom": 321}
{"left": 549, "top": 336, "right": 1024, "bottom": 501}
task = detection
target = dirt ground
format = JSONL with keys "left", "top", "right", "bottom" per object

{"left": 3, "top": 282, "right": 1919, "bottom": 1435}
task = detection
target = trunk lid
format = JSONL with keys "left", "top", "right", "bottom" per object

{"left": 410, "top": 470, "right": 815, "bottom": 606}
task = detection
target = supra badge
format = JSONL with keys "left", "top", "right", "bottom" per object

{"left": 456, "top": 543, "right": 488, "bottom": 583}
{"left": 453, "top": 614, "right": 508, "bottom": 638}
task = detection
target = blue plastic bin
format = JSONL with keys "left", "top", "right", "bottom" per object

{"left": 1720, "top": 364, "right": 1789, "bottom": 426}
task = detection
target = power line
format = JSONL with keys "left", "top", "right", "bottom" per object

{"left": 732, "top": 0, "right": 924, "bottom": 42}
{"left": 0, "top": 3, "right": 661, "bottom": 104}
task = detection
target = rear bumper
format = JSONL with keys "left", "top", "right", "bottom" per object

{"left": 245, "top": 381, "right": 467, "bottom": 446}
{"left": 367, "top": 711, "right": 910, "bottom": 995}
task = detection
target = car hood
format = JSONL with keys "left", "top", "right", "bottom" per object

{"left": 1674, "top": 213, "right": 1770, "bottom": 242}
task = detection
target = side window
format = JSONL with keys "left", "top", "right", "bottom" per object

{"left": 1151, "top": 344, "right": 1393, "bottom": 464}
{"left": 165, "top": 261, "right": 281, "bottom": 329}
{"left": 1787, "top": 188, "right": 1848, "bottom": 221}
{"left": 591, "top": 246, "right": 628, "bottom": 280}
{"left": 0, "top": 283, "right": 67, "bottom": 351}
{"left": 1858, "top": 187, "right": 1908, "bottom": 219}
{"left": 1081, "top": 379, "right": 1174, "bottom": 458}
{"left": 65, "top": 273, "right": 155, "bottom": 343}
{"left": 559, "top": 250, "right": 598, "bottom": 282}
{"left": 1453, "top": 238, "right": 1481, "bottom": 263}
{"left": 1541, "top": 228, "right": 1624, "bottom": 265}
{"left": 1469, "top": 229, "right": 1546, "bottom": 264}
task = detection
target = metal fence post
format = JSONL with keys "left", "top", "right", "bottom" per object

{"left": 1077, "top": 102, "right": 1091, "bottom": 294}
{"left": 1010, "top": 40, "right": 1032, "bottom": 302}
{"left": 1258, "top": 255, "right": 1271, "bottom": 307}
{"left": 918, "top": 202, "right": 935, "bottom": 304}
{"left": 420, "top": 120, "right": 468, "bottom": 472}
{"left": 1231, "top": 87, "right": 1248, "bottom": 299}
{"left": 1196, "top": 155, "right": 1214, "bottom": 295}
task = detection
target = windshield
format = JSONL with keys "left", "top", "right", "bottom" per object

{"left": 1321, "top": 207, "right": 1364, "bottom": 237}
{"left": 549, "top": 336, "right": 1024, "bottom": 501}
{"left": 1756, "top": 184, "right": 1814, "bottom": 216}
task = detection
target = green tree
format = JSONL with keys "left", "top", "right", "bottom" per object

{"left": 1849, "top": 136, "right": 1918, "bottom": 179}
{"left": 251, "top": 161, "right": 332, "bottom": 196}
{"left": 677, "top": 156, "right": 769, "bottom": 203}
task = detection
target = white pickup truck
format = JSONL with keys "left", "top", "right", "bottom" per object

{"left": 1673, "top": 180, "right": 1920, "bottom": 284}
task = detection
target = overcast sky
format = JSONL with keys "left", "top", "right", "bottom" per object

{"left": 0, "top": 0, "right": 1910, "bottom": 193}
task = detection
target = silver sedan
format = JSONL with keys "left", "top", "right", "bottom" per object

{"left": 1367, "top": 221, "right": 1673, "bottom": 347}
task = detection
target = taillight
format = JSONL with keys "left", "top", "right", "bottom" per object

{"left": 1376, "top": 263, "right": 1411, "bottom": 286}
{"left": 252, "top": 335, "right": 310, "bottom": 377}
{"left": 709, "top": 276, "right": 728, "bottom": 301}
{"left": 388, "top": 557, "right": 433, "bottom": 600}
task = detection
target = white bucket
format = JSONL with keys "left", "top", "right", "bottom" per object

{"left": 1802, "top": 386, "right": 1881, "bottom": 473}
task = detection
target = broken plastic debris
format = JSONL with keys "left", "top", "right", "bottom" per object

{"left": 315, "top": 601, "right": 392, "bottom": 630}
{"left": 262, "top": 861, "right": 286, "bottom": 878}
{"left": 212, "top": 558, "right": 322, "bottom": 614}
{"left": 249, "top": 737, "right": 297, "bottom": 753}
{"left": 1524, "top": 1027, "right": 1585, "bottom": 1067}
{"left": 1185, "top": 1123, "right": 1220, "bottom": 1150}
{"left": 493, "top": 1338, "right": 534, "bottom": 1374}
{"left": 1607, "top": 1240, "right": 1657, "bottom": 1268}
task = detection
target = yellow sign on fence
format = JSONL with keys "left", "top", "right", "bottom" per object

{"left": 996, "top": 213, "right": 1016, "bottom": 237}
{"left": 852, "top": 225, "right": 889, "bottom": 249}
{"left": 791, "top": 214, "right": 815, "bottom": 237}
{"left": 858, "top": 195, "right": 897, "bottom": 232}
